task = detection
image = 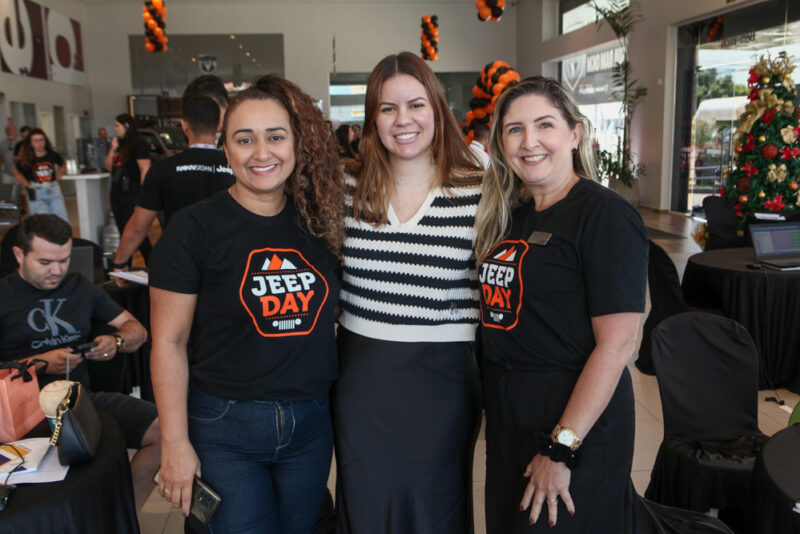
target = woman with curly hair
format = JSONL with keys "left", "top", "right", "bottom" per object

{"left": 148, "top": 74, "right": 344, "bottom": 534}
{"left": 333, "top": 51, "right": 483, "bottom": 533}
{"left": 13, "top": 128, "right": 68, "bottom": 221}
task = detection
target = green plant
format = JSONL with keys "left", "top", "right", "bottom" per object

{"left": 593, "top": 1, "right": 647, "bottom": 187}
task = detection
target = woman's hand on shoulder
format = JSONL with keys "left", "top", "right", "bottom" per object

{"left": 158, "top": 438, "right": 201, "bottom": 517}
{"left": 520, "top": 454, "right": 575, "bottom": 527}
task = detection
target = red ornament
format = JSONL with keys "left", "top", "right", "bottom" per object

{"left": 735, "top": 145, "right": 744, "bottom": 153}
{"left": 790, "top": 182, "right": 799, "bottom": 191}
{"left": 738, "top": 194, "right": 749, "bottom": 204}
{"left": 762, "top": 144, "right": 779, "bottom": 159}
{"left": 738, "top": 177, "right": 751, "bottom": 191}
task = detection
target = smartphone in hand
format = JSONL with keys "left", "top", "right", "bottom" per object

{"left": 69, "top": 340, "right": 99, "bottom": 354}
{"left": 152, "top": 471, "right": 222, "bottom": 525}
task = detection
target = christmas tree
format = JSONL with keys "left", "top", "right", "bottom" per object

{"left": 724, "top": 54, "right": 800, "bottom": 226}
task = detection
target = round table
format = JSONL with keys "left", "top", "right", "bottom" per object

{"left": 0, "top": 411, "right": 140, "bottom": 534}
{"left": 682, "top": 248, "right": 800, "bottom": 392}
{"left": 750, "top": 425, "right": 800, "bottom": 534}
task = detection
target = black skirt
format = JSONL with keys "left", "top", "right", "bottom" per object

{"left": 332, "top": 328, "right": 481, "bottom": 534}
{"left": 483, "top": 361, "right": 635, "bottom": 533}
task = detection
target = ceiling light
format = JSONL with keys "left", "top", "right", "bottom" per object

{"left": 230, "top": 35, "right": 235, "bottom": 39}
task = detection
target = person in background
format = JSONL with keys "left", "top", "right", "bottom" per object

{"left": 105, "top": 114, "right": 152, "bottom": 263}
{"left": 12, "top": 128, "right": 68, "bottom": 221}
{"left": 333, "top": 51, "right": 482, "bottom": 534}
{"left": 183, "top": 74, "right": 229, "bottom": 147}
{"left": 12, "top": 126, "right": 31, "bottom": 164}
{"left": 110, "top": 95, "right": 233, "bottom": 275}
{"left": 473, "top": 76, "right": 647, "bottom": 532}
{"left": 350, "top": 123, "right": 361, "bottom": 154}
{"left": 149, "top": 74, "right": 344, "bottom": 533}
{"left": 0, "top": 214, "right": 160, "bottom": 511}
{"left": 469, "top": 123, "right": 491, "bottom": 170}
{"left": 335, "top": 124, "right": 356, "bottom": 159}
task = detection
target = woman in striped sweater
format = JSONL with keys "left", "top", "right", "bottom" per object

{"left": 332, "top": 51, "right": 484, "bottom": 534}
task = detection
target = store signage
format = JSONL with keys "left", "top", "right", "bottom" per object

{"left": 721, "top": 32, "right": 755, "bottom": 49}
{"left": 198, "top": 54, "right": 217, "bottom": 74}
{"left": 560, "top": 44, "right": 625, "bottom": 105}
{"left": 0, "top": 0, "right": 85, "bottom": 86}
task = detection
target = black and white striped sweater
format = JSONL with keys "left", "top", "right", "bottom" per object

{"left": 339, "top": 180, "right": 481, "bottom": 342}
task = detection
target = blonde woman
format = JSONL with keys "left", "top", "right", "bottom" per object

{"left": 474, "top": 77, "right": 647, "bottom": 533}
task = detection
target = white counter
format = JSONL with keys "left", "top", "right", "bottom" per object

{"left": 62, "top": 172, "right": 110, "bottom": 243}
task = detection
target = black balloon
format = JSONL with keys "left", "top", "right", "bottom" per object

{"left": 491, "top": 7, "right": 503, "bottom": 18}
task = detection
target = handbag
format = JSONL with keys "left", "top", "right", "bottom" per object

{"left": 48, "top": 382, "right": 101, "bottom": 466}
{"left": 0, "top": 360, "right": 46, "bottom": 442}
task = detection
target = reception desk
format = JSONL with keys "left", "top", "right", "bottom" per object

{"left": 62, "top": 172, "right": 110, "bottom": 243}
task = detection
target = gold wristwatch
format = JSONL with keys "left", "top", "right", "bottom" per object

{"left": 114, "top": 334, "right": 125, "bottom": 352}
{"left": 551, "top": 424, "right": 582, "bottom": 450}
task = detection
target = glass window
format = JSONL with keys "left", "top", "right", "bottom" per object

{"left": 560, "top": 0, "right": 629, "bottom": 35}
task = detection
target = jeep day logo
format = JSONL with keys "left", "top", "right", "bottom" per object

{"left": 480, "top": 240, "right": 528, "bottom": 331}
{"left": 239, "top": 248, "right": 329, "bottom": 337}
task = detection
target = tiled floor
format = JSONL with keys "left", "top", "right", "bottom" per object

{"left": 54, "top": 191, "right": 797, "bottom": 534}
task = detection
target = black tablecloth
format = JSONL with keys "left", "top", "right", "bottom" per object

{"left": 87, "top": 282, "right": 153, "bottom": 402}
{"left": 750, "top": 425, "right": 800, "bottom": 534}
{"left": 0, "top": 411, "right": 140, "bottom": 534}
{"left": 682, "top": 248, "right": 800, "bottom": 392}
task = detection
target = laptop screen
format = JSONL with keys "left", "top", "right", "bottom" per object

{"left": 750, "top": 223, "right": 800, "bottom": 260}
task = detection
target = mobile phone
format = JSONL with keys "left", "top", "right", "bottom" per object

{"left": 191, "top": 477, "right": 222, "bottom": 525}
{"left": 69, "top": 340, "right": 99, "bottom": 354}
{"left": 152, "top": 472, "right": 221, "bottom": 525}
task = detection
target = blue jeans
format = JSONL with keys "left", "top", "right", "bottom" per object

{"left": 187, "top": 387, "right": 333, "bottom": 534}
{"left": 28, "top": 182, "right": 68, "bottom": 222}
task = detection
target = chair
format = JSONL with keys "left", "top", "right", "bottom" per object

{"left": 645, "top": 312, "right": 767, "bottom": 518}
{"left": 635, "top": 240, "right": 690, "bottom": 375}
{"left": 0, "top": 183, "right": 20, "bottom": 228}
{"left": 626, "top": 481, "right": 735, "bottom": 534}
{"left": 790, "top": 402, "right": 800, "bottom": 427}
{"left": 702, "top": 196, "right": 742, "bottom": 250}
{"left": 0, "top": 223, "right": 19, "bottom": 278}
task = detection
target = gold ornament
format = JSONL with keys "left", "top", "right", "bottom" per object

{"left": 783, "top": 100, "right": 796, "bottom": 116}
{"left": 758, "top": 191, "right": 767, "bottom": 198}
{"left": 763, "top": 76, "right": 771, "bottom": 84}
{"left": 781, "top": 125, "right": 798, "bottom": 144}
{"left": 767, "top": 163, "right": 788, "bottom": 183}
{"left": 759, "top": 135, "right": 766, "bottom": 143}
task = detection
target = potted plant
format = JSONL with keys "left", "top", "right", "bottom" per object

{"left": 593, "top": 0, "right": 647, "bottom": 205}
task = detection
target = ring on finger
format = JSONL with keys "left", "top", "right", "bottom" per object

{"left": 548, "top": 497, "right": 558, "bottom": 504}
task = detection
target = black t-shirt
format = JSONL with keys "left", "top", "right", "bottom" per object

{"left": 15, "top": 150, "right": 64, "bottom": 184}
{"left": 136, "top": 147, "right": 234, "bottom": 228}
{"left": 110, "top": 138, "right": 149, "bottom": 198}
{"left": 480, "top": 178, "right": 648, "bottom": 371}
{"left": 0, "top": 272, "right": 124, "bottom": 387}
{"left": 148, "top": 192, "right": 339, "bottom": 401}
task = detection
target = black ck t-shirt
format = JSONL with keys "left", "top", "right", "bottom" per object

{"left": 148, "top": 192, "right": 339, "bottom": 401}
{"left": 0, "top": 273, "right": 123, "bottom": 386}
{"left": 136, "top": 147, "right": 234, "bottom": 228}
{"left": 480, "top": 178, "right": 648, "bottom": 371}
{"left": 16, "top": 150, "right": 64, "bottom": 184}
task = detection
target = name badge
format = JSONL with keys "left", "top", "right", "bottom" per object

{"left": 527, "top": 231, "right": 552, "bottom": 246}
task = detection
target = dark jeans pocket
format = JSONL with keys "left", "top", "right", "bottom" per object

{"left": 312, "top": 397, "right": 329, "bottom": 410}
{"left": 188, "top": 388, "right": 233, "bottom": 422}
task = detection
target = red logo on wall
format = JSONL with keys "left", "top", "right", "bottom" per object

{"left": 0, "top": 0, "right": 85, "bottom": 86}
{"left": 239, "top": 248, "right": 329, "bottom": 337}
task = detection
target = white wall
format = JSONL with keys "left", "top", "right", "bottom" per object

{"left": 0, "top": 0, "right": 92, "bottom": 157}
{"left": 84, "top": 1, "right": 518, "bottom": 127}
{"left": 516, "top": 0, "right": 766, "bottom": 210}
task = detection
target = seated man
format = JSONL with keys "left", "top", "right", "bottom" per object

{"left": 0, "top": 214, "right": 160, "bottom": 511}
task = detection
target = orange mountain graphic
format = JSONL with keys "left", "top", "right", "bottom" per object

{"left": 262, "top": 254, "right": 298, "bottom": 271}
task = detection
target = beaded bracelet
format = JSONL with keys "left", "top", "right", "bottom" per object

{"left": 533, "top": 432, "right": 581, "bottom": 470}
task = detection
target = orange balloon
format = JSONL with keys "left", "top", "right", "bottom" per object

{"left": 147, "top": 19, "right": 157, "bottom": 30}
{"left": 475, "top": 109, "right": 486, "bottom": 119}
{"left": 497, "top": 0, "right": 506, "bottom": 6}
{"left": 145, "top": 41, "right": 156, "bottom": 53}
{"left": 475, "top": 0, "right": 486, "bottom": 8}
{"left": 486, "top": 102, "right": 495, "bottom": 114}
{"left": 466, "top": 110, "right": 475, "bottom": 122}
{"left": 162, "top": 44, "right": 168, "bottom": 53}
{"left": 492, "top": 83, "right": 504, "bottom": 95}
{"left": 422, "top": 38, "right": 430, "bottom": 47}
{"left": 430, "top": 52, "right": 438, "bottom": 61}
{"left": 152, "top": 0, "right": 163, "bottom": 10}
{"left": 432, "top": 28, "right": 439, "bottom": 37}
{"left": 422, "top": 15, "right": 431, "bottom": 23}
{"left": 479, "top": 6, "right": 491, "bottom": 19}
{"left": 161, "top": 35, "right": 168, "bottom": 44}
{"left": 154, "top": 26, "right": 164, "bottom": 38}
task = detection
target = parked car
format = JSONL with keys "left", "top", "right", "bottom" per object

{"left": 138, "top": 127, "right": 188, "bottom": 159}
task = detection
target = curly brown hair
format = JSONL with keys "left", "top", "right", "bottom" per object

{"left": 222, "top": 75, "right": 345, "bottom": 258}
{"left": 350, "top": 52, "right": 481, "bottom": 225}
{"left": 17, "top": 128, "right": 56, "bottom": 169}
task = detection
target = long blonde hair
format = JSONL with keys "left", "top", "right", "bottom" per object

{"left": 474, "top": 77, "right": 597, "bottom": 260}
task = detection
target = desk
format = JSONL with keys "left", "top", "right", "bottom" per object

{"left": 682, "top": 248, "right": 800, "bottom": 392}
{"left": 750, "top": 425, "right": 800, "bottom": 534}
{"left": 0, "top": 411, "right": 140, "bottom": 534}
{"left": 61, "top": 173, "right": 110, "bottom": 243}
